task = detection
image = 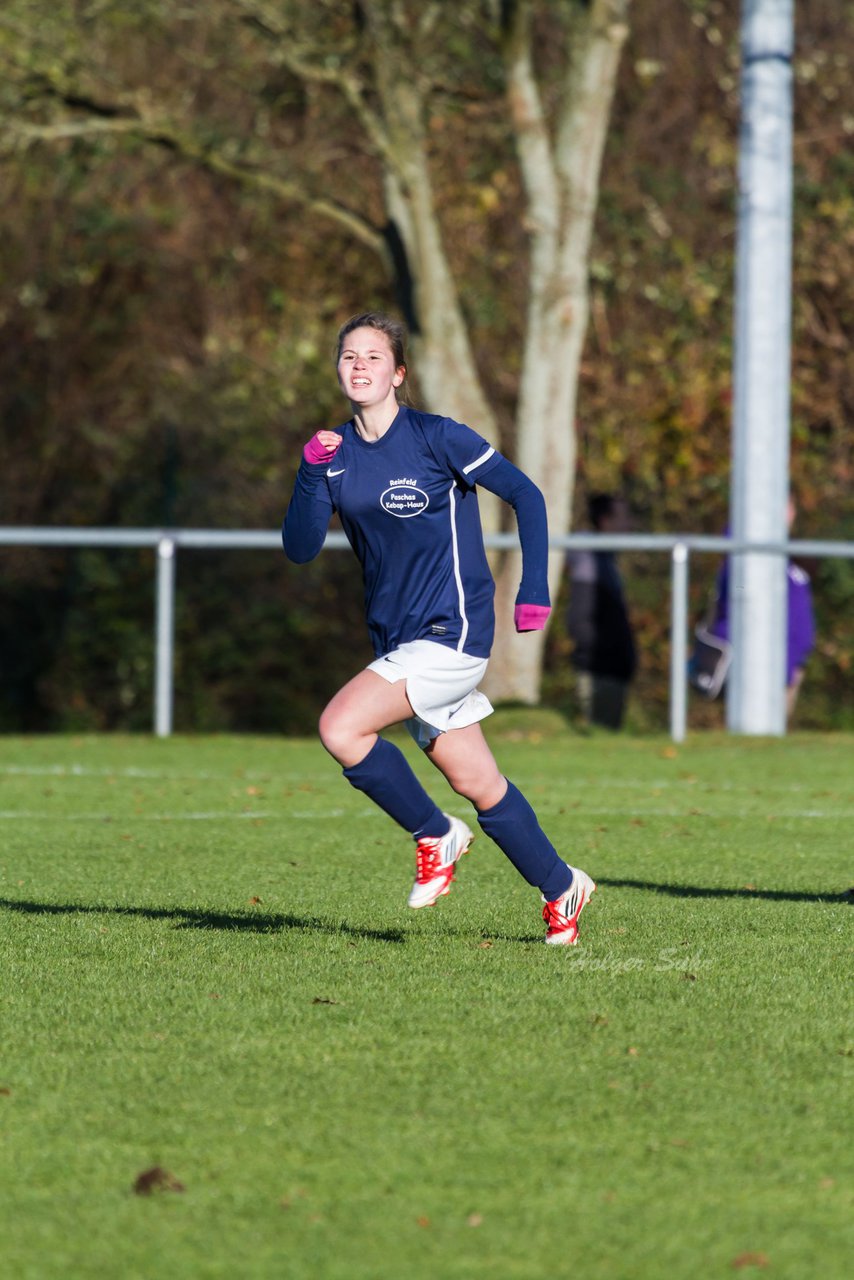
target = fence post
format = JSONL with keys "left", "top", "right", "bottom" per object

{"left": 670, "top": 542, "right": 689, "bottom": 743}
{"left": 155, "top": 537, "right": 176, "bottom": 737}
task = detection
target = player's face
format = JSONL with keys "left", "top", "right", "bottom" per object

{"left": 337, "top": 328, "right": 405, "bottom": 408}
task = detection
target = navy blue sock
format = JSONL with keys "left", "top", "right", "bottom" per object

{"left": 343, "top": 737, "right": 449, "bottom": 838}
{"left": 477, "top": 779, "right": 572, "bottom": 901}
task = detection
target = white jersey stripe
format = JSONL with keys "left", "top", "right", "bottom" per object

{"left": 462, "top": 446, "right": 495, "bottom": 476}
{"left": 448, "top": 481, "right": 469, "bottom": 652}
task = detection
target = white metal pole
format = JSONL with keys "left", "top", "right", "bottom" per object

{"left": 728, "top": 0, "right": 794, "bottom": 735}
{"left": 670, "top": 543, "right": 689, "bottom": 743}
{"left": 155, "top": 538, "right": 176, "bottom": 737}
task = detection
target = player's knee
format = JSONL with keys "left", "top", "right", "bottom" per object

{"left": 318, "top": 705, "right": 356, "bottom": 761}
{"left": 444, "top": 770, "right": 473, "bottom": 800}
{"left": 449, "top": 769, "right": 506, "bottom": 811}
{"left": 441, "top": 766, "right": 482, "bottom": 805}
{"left": 318, "top": 705, "right": 339, "bottom": 753}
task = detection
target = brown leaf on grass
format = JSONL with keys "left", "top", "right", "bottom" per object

{"left": 731, "top": 1252, "right": 769, "bottom": 1270}
{"left": 248, "top": 896, "right": 262, "bottom": 905}
{"left": 627, "top": 1046, "right": 640, "bottom": 1056}
{"left": 467, "top": 1213, "right": 483, "bottom": 1227}
{"left": 132, "top": 1166, "right": 185, "bottom": 1195}
{"left": 280, "top": 1188, "right": 309, "bottom": 1209}
{"left": 478, "top": 940, "right": 493, "bottom": 949}
{"left": 0, "top": 1086, "right": 11, "bottom": 1096}
{"left": 416, "top": 1216, "right": 431, "bottom": 1228}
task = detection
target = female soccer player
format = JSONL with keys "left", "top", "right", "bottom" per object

{"left": 282, "top": 312, "right": 595, "bottom": 944}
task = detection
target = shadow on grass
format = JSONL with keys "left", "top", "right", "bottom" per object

{"left": 0, "top": 898, "right": 405, "bottom": 942}
{"left": 598, "top": 878, "right": 850, "bottom": 904}
{"left": 2, "top": 882, "right": 847, "bottom": 949}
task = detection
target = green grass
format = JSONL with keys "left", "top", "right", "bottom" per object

{"left": 0, "top": 724, "right": 851, "bottom": 1279}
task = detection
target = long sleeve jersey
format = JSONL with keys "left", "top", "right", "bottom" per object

{"left": 282, "top": 405, "right": 549, "bottom": 659}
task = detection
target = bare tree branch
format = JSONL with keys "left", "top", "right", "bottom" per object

{"left": 0, "top": 111, "right": 390, "bottom": 265}
{"left": 228, "top": 0, "right": 403, "bottom": 180}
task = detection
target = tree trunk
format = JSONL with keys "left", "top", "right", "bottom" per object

{"left": 369, "top": 23, "right": 502, "bottom": 534}
{"left": 3, "top": 0, "right": 629, "bottom": 701}
{"left": 484, "top": 0, "right": 630, "bottom": 704}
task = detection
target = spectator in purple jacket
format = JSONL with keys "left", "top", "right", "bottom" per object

{"left": 710, "top": 499, "right": 816, "bottom": 718}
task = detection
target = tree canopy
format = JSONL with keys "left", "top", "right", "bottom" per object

{"left": 0, "top": 0, "right": 851, "bottom": 731}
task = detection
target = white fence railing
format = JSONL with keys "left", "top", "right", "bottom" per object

{"left": 2, "top": 528, "right": 851, "bottom": 741}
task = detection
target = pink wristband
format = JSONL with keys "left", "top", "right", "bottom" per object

{"left": 514, "top": 603, "right": 551, "bottom": 632}
{"left": 303, "top": 433, "right": 340, "bottom": 465}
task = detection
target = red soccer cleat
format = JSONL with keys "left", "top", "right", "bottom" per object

{"left": 542, "top": 868, "right": 597, "bottom": 945}
{"left": 408, "top": 815, "right": 474, "bottom": 908}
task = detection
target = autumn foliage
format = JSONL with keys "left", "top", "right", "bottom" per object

{"left": 0, "top": 1, "right": 850, "bottom": 730}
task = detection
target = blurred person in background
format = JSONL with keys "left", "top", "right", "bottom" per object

{"left": 708, "top": 497, "right": 815, "bottom": 719}
{"left": 566, "top": 493, "right": 637, "bottom": 730}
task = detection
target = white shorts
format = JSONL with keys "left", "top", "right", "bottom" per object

{"left": 368, "top": 639, "right": 493, "bottom": 749}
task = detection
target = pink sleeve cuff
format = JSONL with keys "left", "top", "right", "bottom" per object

{"left": 303, "top": 434, "right": 339, "bottom": 465}
{"left": 514, "top": 603, "right": 551, "bottom": 632}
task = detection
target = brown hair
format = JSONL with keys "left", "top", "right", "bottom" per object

{"left": 336, "top": 312, "right": 408, "bottom": 377}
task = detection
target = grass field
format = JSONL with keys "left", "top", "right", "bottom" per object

{"left": 0, "top": 722, "right": 851, "bottom": 1279}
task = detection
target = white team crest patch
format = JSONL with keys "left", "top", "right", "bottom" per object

{"left": 381, "top": 478, "right": 429, "bottom": 518}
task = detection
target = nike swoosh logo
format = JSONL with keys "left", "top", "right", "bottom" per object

{"left": 327, "top": 467, "right": 346, "bottom": 477}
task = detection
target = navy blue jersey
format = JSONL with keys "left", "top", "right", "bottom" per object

{"left": 283, "top": 406, "right": 550, "bottom": 659}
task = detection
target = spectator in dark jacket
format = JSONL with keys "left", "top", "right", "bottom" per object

{"left": 566, "top": 494, "right": 637, "bottom": 730}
